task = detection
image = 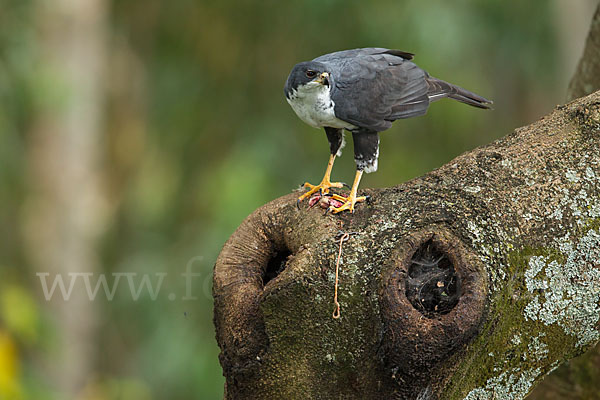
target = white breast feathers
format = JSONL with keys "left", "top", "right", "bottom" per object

{"left": 287, "top": 82, "right": 356, "bottom": 130}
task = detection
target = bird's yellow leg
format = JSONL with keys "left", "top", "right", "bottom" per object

{"left": 298, "top": 154, "right": 344, "bottom": 202}
{"left": 328, "top": 170, "right": 367, "bottom": 214}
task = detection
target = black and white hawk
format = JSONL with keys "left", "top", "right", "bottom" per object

{"left": 284, "top": 47, "right": 492, "bottom": 213}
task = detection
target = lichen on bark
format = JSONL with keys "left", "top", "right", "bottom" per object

{"left": 214, "top": 91, "right": 600, "bottom": 399}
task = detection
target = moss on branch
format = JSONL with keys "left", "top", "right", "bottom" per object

{"left": 214, "top": 91, "right": 600, "bottom": 399}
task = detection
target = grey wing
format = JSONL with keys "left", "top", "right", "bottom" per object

{"left": 314, "top": 47, "right": 414, "bottom": 63}
{"left": 326, "top": 52, "right": 430, "bottom": 132}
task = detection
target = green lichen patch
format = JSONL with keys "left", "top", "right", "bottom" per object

{"left": 527, "top": 334, "right": 549, "bottom": 361}
{"left": 446, "top": 226, "right": 600, "bottom": 400}
{"left": 523, "top": 229, "right": 600, "bottom": 348}
{"left": 463, "top": 367, "right": 542, "bottom": 400}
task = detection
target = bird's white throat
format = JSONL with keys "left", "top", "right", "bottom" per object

{"left": 287, "top": 82, "right": 356, "bottom": 130}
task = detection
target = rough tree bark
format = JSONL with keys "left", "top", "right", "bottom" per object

{"left": 213, "top": 89, "right": 600, "bottom": 399}
{"left": 214, "top": 5, "right": 600, "bottom": 397}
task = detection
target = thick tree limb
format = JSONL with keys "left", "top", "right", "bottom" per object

{"left": 213, "top": 91, "right": 600, "bottom": 399}
{"left": 567, "top": 3, "right": 600, "bottom": 101}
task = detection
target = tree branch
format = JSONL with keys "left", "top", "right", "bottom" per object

{"left": 213, "top": 90, "right": 600, "bottom": 399}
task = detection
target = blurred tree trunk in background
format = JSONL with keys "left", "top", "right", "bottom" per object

{"left": 553, "top": 0, "right": 599, "bottom": 93}
{"left": 567, "top": 3, "right": 600, "bottom": 101}
{"left": 22, "top": 0, "right": 108, "bottom": 396}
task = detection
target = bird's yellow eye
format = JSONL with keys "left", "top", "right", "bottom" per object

{"left": 306, "top": 70, "right": 317, "bottom": 78}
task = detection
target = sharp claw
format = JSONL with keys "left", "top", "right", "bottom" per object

{"left": 342, "top": 182, "right": 350, "bottom": 189}
{"left": 296, "top": 198, "right": 301, "bottom": 209}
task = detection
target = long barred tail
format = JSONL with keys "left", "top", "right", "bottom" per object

{"left": 426, "top": 76, "right": 493, "bottom": 109}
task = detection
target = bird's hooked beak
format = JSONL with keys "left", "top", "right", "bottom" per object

{"left": 316, "top": 72, "right": 330, "bottom": 87}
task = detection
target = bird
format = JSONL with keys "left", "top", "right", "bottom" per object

{"left": 284, "top": 48, "right": 492, "bottom": 213}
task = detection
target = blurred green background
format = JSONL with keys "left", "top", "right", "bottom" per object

{"left": 0, "top": 0, "right": 598, "bottom": 399}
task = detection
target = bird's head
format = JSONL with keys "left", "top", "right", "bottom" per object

{"left": 284, "top": 61, "right": 330, "bottom": 99}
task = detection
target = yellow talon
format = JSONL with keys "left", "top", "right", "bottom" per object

{"left": 298, "top": 154, "right": 344, "bottom": 202}
{"left": 328, "top": 170, "right": 366, "bottom": 214}
{"left": 298, "top": 180, "right": 343, "bottom": 201}
{"left": 329, "top": 195, "right": 367, "bottom": 214}
{"left": 328, "top": 194, "right": 349, "bottom": 202}
{"left": 298, "top": 156, "right": 369, "bottom": 214}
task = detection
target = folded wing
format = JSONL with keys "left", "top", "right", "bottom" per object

{"left": 320, "top": 49, "right": 430, "bottom": 132}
